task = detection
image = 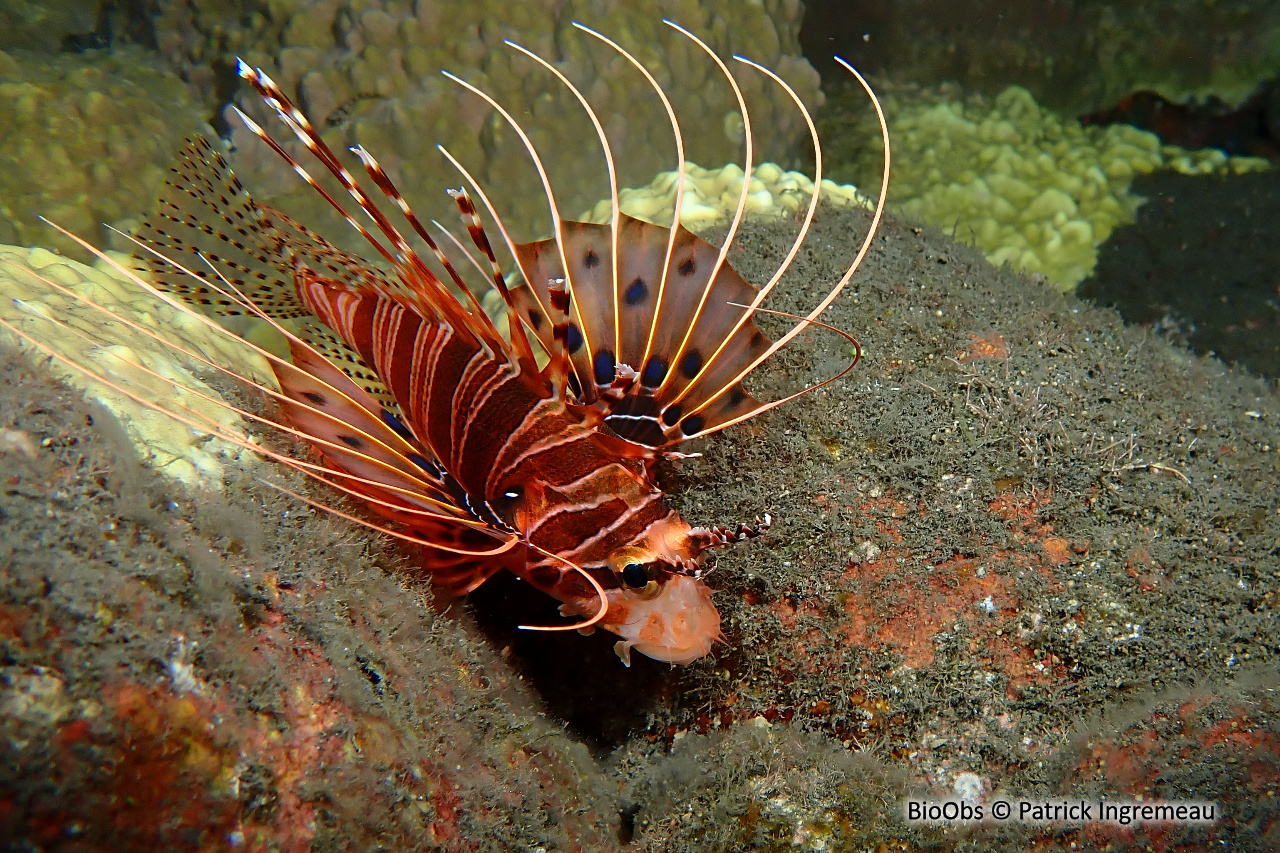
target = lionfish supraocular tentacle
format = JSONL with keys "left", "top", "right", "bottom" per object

{"left": 100, "top": 22, "right": 891, "bottom": 665}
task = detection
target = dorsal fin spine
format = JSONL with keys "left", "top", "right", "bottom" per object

{"left": 675, "top": 59, "right": 892, "bottom": 439}
{"left": 503, "top": 38, "right": 623, "bottom": 362}
{"left": 542, "top": 277, "right": 573, "bottom": 396}
{"left": 237, "top": 67, "right": 446, "bottom": 306}
{"left": 446, "top": 186, "right": 537, "bottom": 364}
{"left": 662, "top": 54, "right": 824, "bottom": 420}
{"left": 235, "top": 63, "right": 511, "bottom": 369}
{"left": 348, "top": 144, "right": 514, "bottom": 356}
{"left": 571, "top": 23, "right": 688, "bottom": 374}
{"left": 439, "top": 69, "right": 594, "bottom": 378}
{"left": 434, "top": 144, "right": 564, "bottom": 367}
{"left": 229, "top": 104, "right": 398, "bottom": 268}
{"left": 650, "top": 21, "right": 754, "bottom": 401}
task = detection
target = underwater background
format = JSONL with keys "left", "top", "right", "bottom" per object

{"left": 1, "top": 2, "right": 1278, "bottom": 851}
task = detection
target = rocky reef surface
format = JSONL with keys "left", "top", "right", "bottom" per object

{"left": 3, "top": 201, "right": 1277, "bottom": 851}
{"left": 801, "top": 0, "right": 1280, "bottom": 116}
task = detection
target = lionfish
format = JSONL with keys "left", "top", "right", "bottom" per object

{"left": 1, "top": 22, "right": 888, "bottom": 666}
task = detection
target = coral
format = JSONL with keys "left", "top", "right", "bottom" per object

{"left": 149, "top": 0, "right": 287, "bottom": 107}
{"left": 0, "top": 243, "right": 273, "bottom": 488}
{"left": 200, "top": 0, "right": 822, "bottom": 246}
{"left": 0, "top": 1, "right": 99, "bottom": 54}
{"left": 0, "top": 46, "right": 209, "bottom": 261}
{"left": 823, "top": 81, "right": 1270, "bottom": 291}
{"left": 802, "top": 0, "right": 1280, "bottom": 116}
{"left": 579, "top": 160, "right": 872, "bottom": 230}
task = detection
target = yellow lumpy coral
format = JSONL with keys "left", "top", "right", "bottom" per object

{"left": 0, "top": 244, "right": 273, "bottom": 488}
{"left": 828, "top": 83, "right": 1269, "bottom": 291}
{"left": 0, "top": 47, "right": 209, "bottom": 262}
{"left": 579, "top": 161, "right": 872, "bottom": 230}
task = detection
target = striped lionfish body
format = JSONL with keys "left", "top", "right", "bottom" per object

{"left": 4, "top": 23, "right": 888, "bottom": 666}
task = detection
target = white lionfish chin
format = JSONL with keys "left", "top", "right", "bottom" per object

{"left": 608, "top": 574, "right": 721, "bottom": 667}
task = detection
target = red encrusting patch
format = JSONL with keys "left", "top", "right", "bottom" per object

{"left": 0, "top": 574, "right": 529, "bottom": 851}
{"left": 1063, "top": 700, "right": 1280, "bottom": 851}
{"left": 961, "top": 331, "right": 1010, "bottom": 361}
{"left": 1041, "top": 536, "right": 1072, "bottom": 566}
{"left": 720, "top": 481, "right": 1087, "bottom": 745}
{"left": 1125, "top": 544, "right": 1167, "bottom": 592}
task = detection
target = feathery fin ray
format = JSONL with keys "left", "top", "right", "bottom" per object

{"left": 440, "top": 23, "right": 887, "bottom": 449}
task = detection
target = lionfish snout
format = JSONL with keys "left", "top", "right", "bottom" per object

{"left": 592, "top": 508, "right": 774, "bottom": 665}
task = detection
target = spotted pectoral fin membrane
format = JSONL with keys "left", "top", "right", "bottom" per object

{"left": 296, "top": 321, "right": 402, "bottom": 415}
{"left": 135, "top": 137, "right": 400, "bottom": 321}
{"left": 135, "top": 137, "right": 302, "bottom": 318}
{"left": 273, "top": 337, "right": 465, "bottom": 521}
{"left": 512, "top": 213, "right": 771, "bottom": 446}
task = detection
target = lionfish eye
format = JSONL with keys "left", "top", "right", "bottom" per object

{"left": 621, "top": 563, "right": 649, "bottom": 589}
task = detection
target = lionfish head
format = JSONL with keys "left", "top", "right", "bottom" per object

{"left": 592, "top": 512, "right": 771, "bottom": 666}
